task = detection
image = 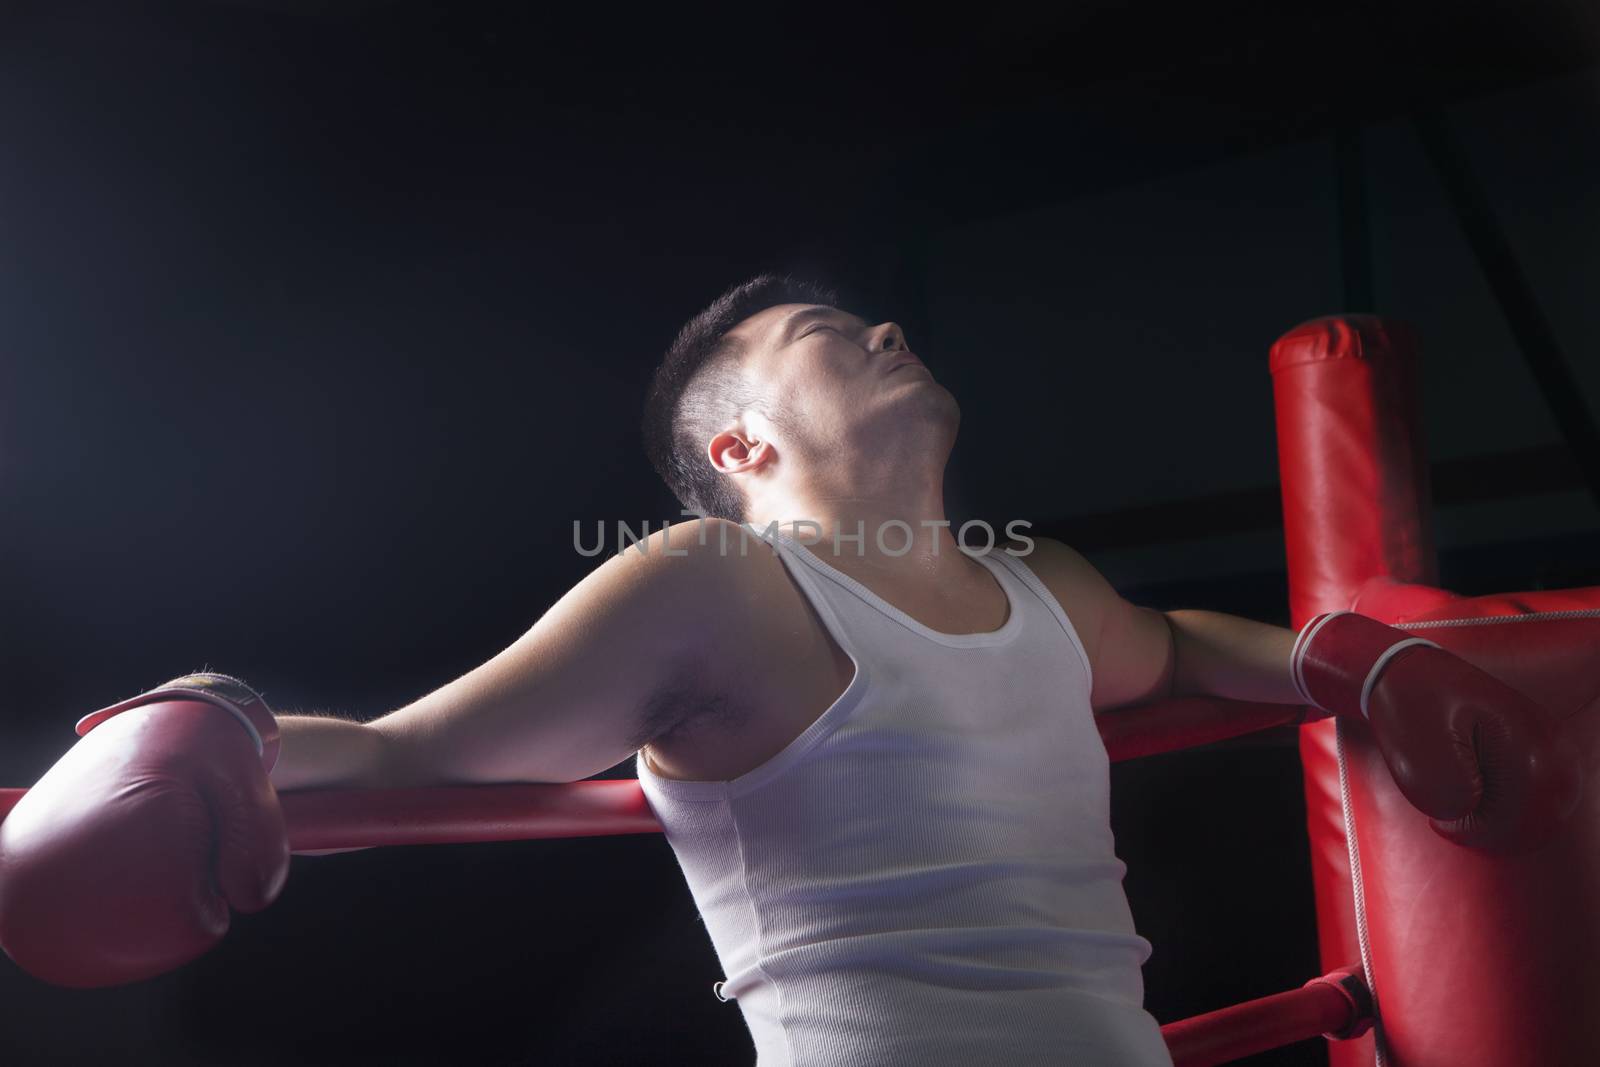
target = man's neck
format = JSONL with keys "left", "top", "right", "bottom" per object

{"left": 758, "top": 495, "right": 976, "bottom": 582}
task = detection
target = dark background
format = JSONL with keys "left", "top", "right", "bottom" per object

{"left": 3, "top": 2, "right": 1599, "bottom": 1064}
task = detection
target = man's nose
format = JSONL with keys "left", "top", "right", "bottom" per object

{"left": 871, "top": 323, "right": 906, "bottom": 352}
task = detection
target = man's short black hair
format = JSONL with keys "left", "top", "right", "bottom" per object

{"left": 642, "top": 273, "right": 840, "bottom": 522}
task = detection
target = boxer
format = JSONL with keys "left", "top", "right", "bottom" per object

{"left": 0, "top": 274, "right": 1578, "bottom": 1066}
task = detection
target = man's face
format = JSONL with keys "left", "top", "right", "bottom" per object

{"left": 723, "top": 303, "right": 958, "bottom": 468}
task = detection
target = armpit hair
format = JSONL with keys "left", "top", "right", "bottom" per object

{"left": 628, "top": 657, "right": 746, "bottom": 753}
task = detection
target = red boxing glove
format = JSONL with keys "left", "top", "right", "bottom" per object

{"left": 1291, "top": 611, "right": 1582, "bottom": 851}
{"left": 0, "top": 673, "right": 290, "bottom": 988}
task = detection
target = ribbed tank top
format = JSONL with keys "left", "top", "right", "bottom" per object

{"left": 636, "top": 531, "right": 1173, "bottom": 1066}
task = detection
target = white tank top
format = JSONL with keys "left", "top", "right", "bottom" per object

{"left": 636, "top": 531, "right": 1173, "bottom": 1067}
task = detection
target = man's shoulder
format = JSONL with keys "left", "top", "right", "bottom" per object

{"left": 998, "top": 534, "right": 1123, "bottom": 659}
{"left": 999, "top": 533, "right": 1076, "bottom": 581}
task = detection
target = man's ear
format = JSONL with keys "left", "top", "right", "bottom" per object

{"left": 708, "top": 428, "right": 773, "bottom": 476}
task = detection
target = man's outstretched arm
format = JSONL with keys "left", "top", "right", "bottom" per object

{"left": 269, "top": 713, "right": 393, "bottom": 792}
{"left": 0, "top": 518, "right": 748, "bottom": 987}
{"left": 268, "top": 518, "right": 747, "bottom": 792}
{"left": 1161, "top": 610, "right": 1303, "bottom": 706}
{"left": 1010, "top": 538, "right": 1579, "bottom": 847}
{"left": 1020, "top": 537, "right": 1301, "bottom": 712}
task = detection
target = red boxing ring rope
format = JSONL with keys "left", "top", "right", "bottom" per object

{"left": 0, "top": 697, "right": 1308, "bottom": 851}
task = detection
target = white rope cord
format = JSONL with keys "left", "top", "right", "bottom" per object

{"left": 1336, "top": 716, "right": 1388, "bottom": 1067}
{"left": 1395, "top": 607, "right": 1600, "bottom": 629}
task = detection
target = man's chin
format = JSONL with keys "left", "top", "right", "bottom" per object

{"left": 920, "top": 379, "right": 960, "bottom": 420}
{"left": 905, "top": 385, "right": 960, "bottom": 438}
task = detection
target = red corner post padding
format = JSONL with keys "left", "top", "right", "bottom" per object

{"left": 1161, "top": 966, "right": 1372, "bottom": 1067}
{"left": 1270, "top": 316, "right": 1433, "bottom": 1067}
{"left": 1271, "top": 314, "right": 1600, "bottom": 1066}
{"left": 1324, "top": 590, "right": 1600, "bottom": 1065}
